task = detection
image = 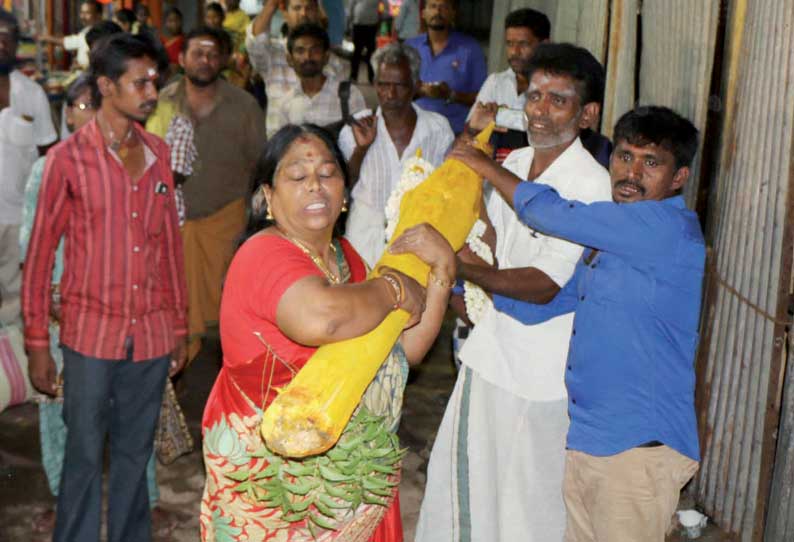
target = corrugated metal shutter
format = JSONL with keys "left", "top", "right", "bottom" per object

{"left": 638, "top": 0, "right": 720, "bottom": 208}
{"left": 693, "top": 0, "right": 794, "bottom": 540}
{"left": 601, "top": 0, "right": 638, "bottom": 139}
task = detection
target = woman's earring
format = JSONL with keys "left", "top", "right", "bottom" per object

{"left": 341, "top": 199, "right": 348, "bottom": 213}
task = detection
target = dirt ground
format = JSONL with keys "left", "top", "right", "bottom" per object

{"left": 0, "top": 316, "right": 731, "bottom": 541}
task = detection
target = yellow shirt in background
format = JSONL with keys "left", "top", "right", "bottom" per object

{"left": 223, "top": 10, "right": 251, "bottom": 50}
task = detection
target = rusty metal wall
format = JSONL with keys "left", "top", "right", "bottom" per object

{"left": 487, "top": 0, "right": 609, "bottom": 71}
{"left": 693, "top": 0, "right": 794, "bottom": 539}
{"left": 551, "top": 0, "right": 610, "bottom": 64}
{"left": 601, "top": 0, "right": 638, "bottom": 139}
{"left": 638, "top": 0, "right": 720, "bottom": 208}
{"left": 767, "top": 334, "right": 794, "bottom": 540}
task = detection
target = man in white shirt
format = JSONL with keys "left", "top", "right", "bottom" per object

{"left": 38, "top": 0, "right": 103, "bottom": 69}
{"left": 466, "top": 7, "right": 549, "bottom": 163}
{"left": 340, "top": 42, "right": 454, "bottom": 267}
{"left": 416, "top": 43, "right": 612, "bottom": 542}
{"left": 0, "top": 11, "right": 57, "bottom": 323}
{"left": 246, "top": 0, "right": 346, "bottom": 135}
{"left": 270, "top": 24, "right": 366, "bottom": 137}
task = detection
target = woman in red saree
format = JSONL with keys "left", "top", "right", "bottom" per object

{"left": 160, "top": 8, "right": 185, "bottom": 67}
{"left": 200, "top": 124, "right": 455, "bottom": 541}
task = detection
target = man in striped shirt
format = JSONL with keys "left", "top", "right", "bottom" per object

{"left": 22, "top": 34, "right": 187, "bottom": 542}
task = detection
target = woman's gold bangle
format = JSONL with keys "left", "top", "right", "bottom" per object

{"left": 428, "top": 271, "right": 455, "bottom": 289}
{"left": 381, "top": 273, "right": 404, "bottom": 309}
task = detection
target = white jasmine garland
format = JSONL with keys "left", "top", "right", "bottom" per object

{"left": 383, "top": 155, "right": 494, "bottom": 324}
{"left": 463, "top": 219, "right": 494, "bottom": 324}
{"left": 384, "top": 152, "right": 435, "bottom": 242}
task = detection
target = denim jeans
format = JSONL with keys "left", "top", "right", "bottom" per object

{"left": 54, "top": 344, "right": 169, "bottom": 542}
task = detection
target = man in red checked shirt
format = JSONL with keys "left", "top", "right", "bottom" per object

{"left": 21, "top": 34, "right": 187, "bottom": 542}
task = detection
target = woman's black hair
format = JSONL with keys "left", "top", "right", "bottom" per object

{"left": 242, "top": 124, "right": 350, "bottom": 245}
{"left": 64, "top": 72, "right": 93, "bottom": 106}
{"left": 165, "top": 7, "right": 183, "bottom": 21}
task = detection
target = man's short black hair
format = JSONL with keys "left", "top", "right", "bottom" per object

{"left": 206, "top": 2, "right": 225, "bottom": 18}
{"left": 0, "top": 9, "right": 19, "bottom": 42}
{"left": 526, "top": 42, "right": 605, "bottom": 106}
{"left": 613, "top": 106, "right": 699, "bottom": 169}
{"left": 182, "top": 26, "right": 229, "bottom": 55}
{"left": 114, "top": 8, "right": 135, "bottom": 26}
{"left": 81, "top": 0, "right": 102, "bottom": 14}
{"left": 505, "top": 8, "right": 550, "bottom": 41}
{"left": 86, "top": 20, "right": 122, "bottom": 50}
{"left": 287, "top": 23, "right": 330, "bottom": 54}
{"left": 88, "top": 33, "right": 158, "bottom": 105}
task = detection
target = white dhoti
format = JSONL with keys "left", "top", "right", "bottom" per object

{"left": 416, "top": 367, "right": 569, "bottom": 542}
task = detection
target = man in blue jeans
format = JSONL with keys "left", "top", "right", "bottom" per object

{"left": 450, "top": 106, "right": 704, "bottom": 541}
{"left": 23, "top": 34, "right": 188, "bottom": 542}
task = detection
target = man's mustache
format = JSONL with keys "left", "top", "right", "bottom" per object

{"left": 614, "top": 179, "right": 646, "bottom": 194}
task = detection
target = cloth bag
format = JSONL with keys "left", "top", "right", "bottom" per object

{"left": 0, "top": 323, "right": 34, "bottom": 412}
{"left": 154, "top": 378, "right": 194, "bottom": 464}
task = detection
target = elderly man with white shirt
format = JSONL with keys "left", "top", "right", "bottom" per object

{"left": 0, "top": 10, "right": 57, "bottom": 324}
{"left": 340, "top": 42, "right": 454, "bottom": 267}
{"left": 416, "top": 43, "right": 612, "bottom": 542}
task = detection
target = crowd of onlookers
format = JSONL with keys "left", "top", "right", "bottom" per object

{"left": 0, "top": 1, "right": 707, "bottom": 541}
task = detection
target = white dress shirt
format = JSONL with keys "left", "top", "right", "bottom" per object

{"left": 269, "top": 76, "right": 367, "bottom": 137}
{"left": 0, "top": 70, "right": 57, "bottom": 225}
{"left": 459, "top": 138, "right": 612, "bottom": 401}
{"left": 63, "top": 27, "right": 91, "bottom": 69}
{"left": 341, "top": 104, "right": 454, "bottom": 267}
{"left": 245, "top": 25, "right": 347, "bottom": 136}
{"left": 467, "top": 68, "right": 526, "bottom": 119}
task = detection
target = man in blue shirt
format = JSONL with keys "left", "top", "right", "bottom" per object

{"left": 405, "top": 0, "right": 487, "bottom": 134}
{"left": 449, "top": 106, "right": 704, "bottom": 542}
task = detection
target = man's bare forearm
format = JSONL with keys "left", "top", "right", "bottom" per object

{"left": 459, "top": 263, "right": 560, "bottom": 304}
{"left": 252, "top": 0, "right": 279, "bottom": 36}
{"left": 347, "top": 145, "right": 369, "bottom": 186}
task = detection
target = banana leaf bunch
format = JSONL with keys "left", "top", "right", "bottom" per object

{"left": 227, "top": 409, "right": 405, "bottom": 534}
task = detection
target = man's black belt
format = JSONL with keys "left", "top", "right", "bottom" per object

{"left": 636, "top": 440, "right": 664, "bottom": 448}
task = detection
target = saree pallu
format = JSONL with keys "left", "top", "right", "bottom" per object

{"left": 200, "top": 345, "right": 409, "bottom": 542}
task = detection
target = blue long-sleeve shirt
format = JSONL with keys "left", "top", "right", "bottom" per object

{"left": 494, "top": 182, "right": 705, "bottom": 461}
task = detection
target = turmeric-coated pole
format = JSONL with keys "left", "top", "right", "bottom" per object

{"left": 260, "top": 123, "right": 495, "bottom": 457}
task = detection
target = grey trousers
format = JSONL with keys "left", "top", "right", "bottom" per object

{"left": 54, "top": 344, "right": 169, "bottom": 542}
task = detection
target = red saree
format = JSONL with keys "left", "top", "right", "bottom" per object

{"left": 200, "top": 234, "right": 404, "bottom": 542}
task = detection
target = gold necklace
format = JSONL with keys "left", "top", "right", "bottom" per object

{"left": 279, "top": 230, "right": 341, "bottom": 284}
